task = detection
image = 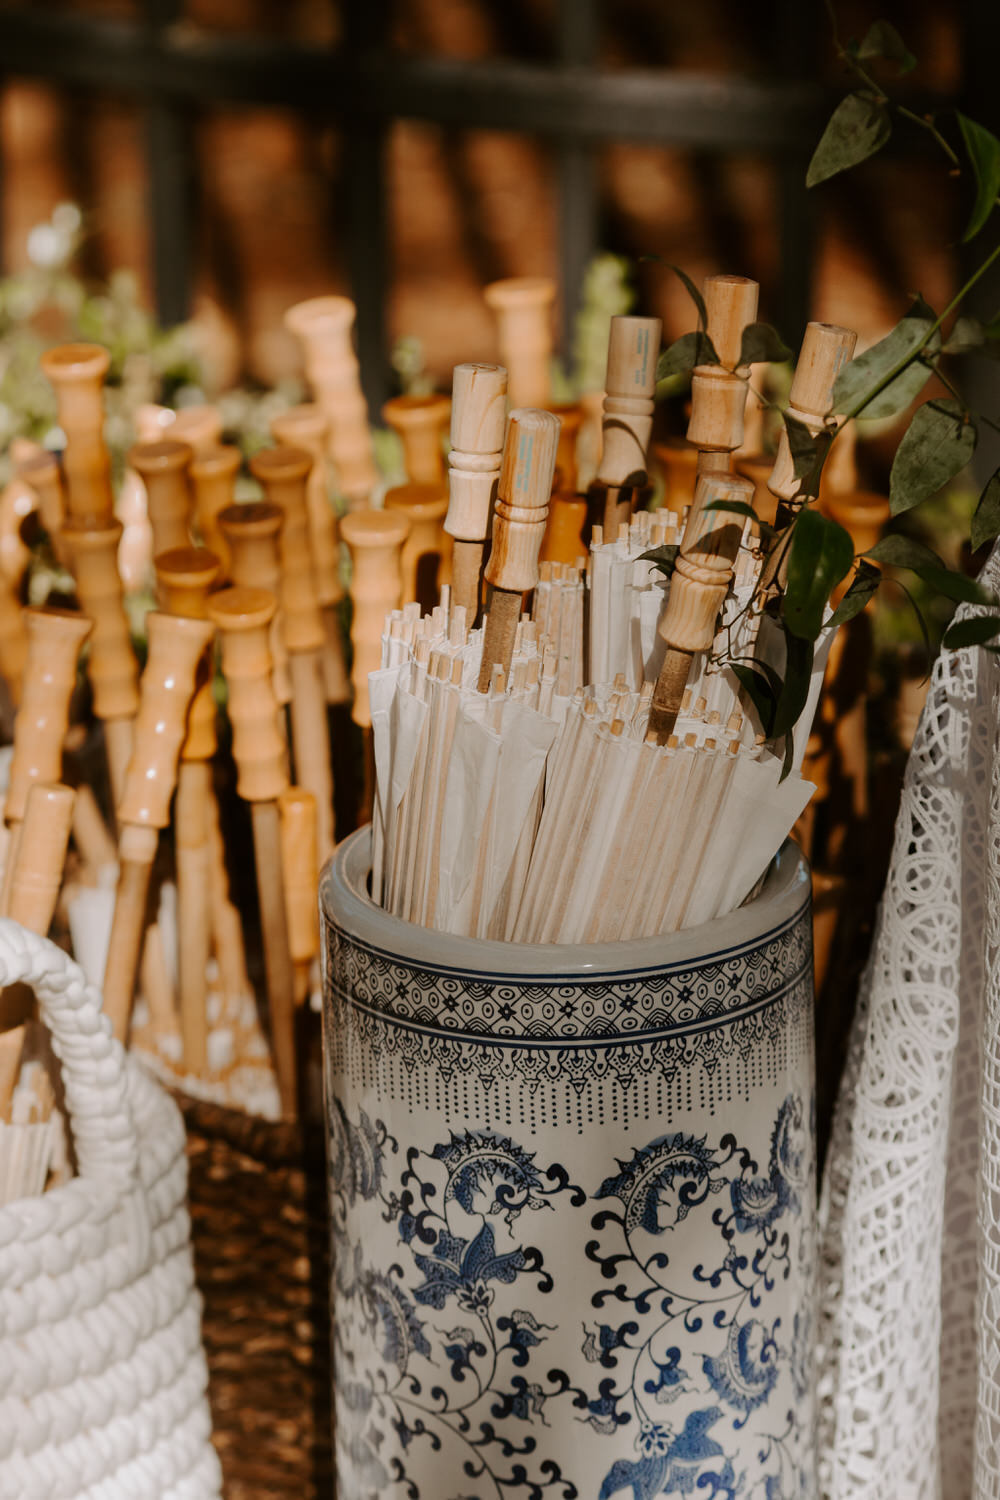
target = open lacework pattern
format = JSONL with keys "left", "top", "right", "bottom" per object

{"left": 818, "top": 543, "right": 1000, "bottom": 1499}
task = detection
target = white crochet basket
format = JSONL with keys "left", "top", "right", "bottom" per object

{"left": 0, "top": 918, "right": 222, "bottom": 1500}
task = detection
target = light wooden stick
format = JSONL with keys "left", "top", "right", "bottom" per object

{"left": 7, "top": 782, "right": 76, "bottom": 937}
{"left": 768, "top": 321, "right": 857, "bottom": 508}
{"left": 61, "top": 519, "right": 139, "bottom": 806}
{"left": 382, "top": 393, "right": 451, "bottom": 486}
{"left": 479, "top": 407, "right": 561, "bottom": 691}
{"left": 278, "top": 787, "right": 319, "bottom": 1006}
{"left": 646, "top": 472, "right": 756, "bottom": 746}
{"left": 703, "top": 273, "right": 760, "bottom": 371}
{"left": 102, "top": 612, "right": 214, "bottom": 1042}
{"left": 270, "top": 403, "right": 350, "bottom": 704}
{"left": 189, "top": 444, "right": 241, "bottom": 577}
{"left": 207, "top": 587, "right": 297, "bottom": 1115}
{"left": 154, "top": 544, "right": 225, "bottom": 1073}
{"left": 17, "top": 449, "right": 67, "bottom": 565}
{"left": 219, "top": 501, "right": 292, "bottom": 705}
{"left": 443, "top": 362, "right": 508, "bottom": 624}
{"left": 129, "top": 438, "right": 194, "bottom": 558}
{"left": 339, "top": 510, "right": 411, "bottom": 729}
{"left": 251, "top": 446, "right": 335, "bottom": 862}
{"left": 0, "top": 1028, "right": 22, "bottom": 1121}
{"left": 483, "top": 277, "right": 555, "bottom": 409}
{"left": 40, "top": 343, "right": 115, "bottom": 526}
{"left": 1, "top": 608, "right": 91, "bottom": 913}
{"left": 384, "top": 483, "right": 451, "bottom": 613}
{"left": 285, "top": 295, "right": 378, "bottom": 507}
{"left": 595, "top": 315, "right": 663, "bottom": 534}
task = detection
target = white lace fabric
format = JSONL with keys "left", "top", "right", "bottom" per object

{"left": 818, "top": 542, "right": 1000, "bottom": 1498}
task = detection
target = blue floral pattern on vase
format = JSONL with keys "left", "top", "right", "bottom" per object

{"left": 328, "top": 1095, "right": 814, "bottom": 1499}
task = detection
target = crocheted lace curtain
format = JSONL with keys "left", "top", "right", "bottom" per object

{"left": 818, "top": 542, "right": 1000, "bottom": 1498}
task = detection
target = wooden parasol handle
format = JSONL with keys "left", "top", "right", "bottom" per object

{"left": 40, "top": 343, "right": 115, "bottom": 525}
{"left": 129, "top": 438, "right": 194, "bottom": 559}
{"left": 285, "top": 295, "right": 378, "bottom": 507}
{"left": 484, "top": 277, "right": 555, "bottom": 410}
{"left": 7, "top": 783, "right": 76, "bottom": 937}
{"left": 596, "top": 314, "right": 663, "bottom": 532}
{"left": 278, "top": 786, "right": 319, "bottom": 1005}
{"left": 4, "top": 606, "right": 91, "bottom": 831}
{"left": 382, "top": 393, "right": 452, "bottom": 487}
{"left": 768, "top": 322, "right": 858, "bottom": 504}
{"left": 219, "top": 500, "right": 291, "bottom": 705}
{"left": 189, "top": 443, "right": 241, "bottom": 577}
{"left": 444, "top": 362, "right": 508, "bottom": 623}
{"left": 384, "top": 482, "right": 451, "bottom": 614}
{"left": 339, "top": 510, "right": 411, "bottom": 729}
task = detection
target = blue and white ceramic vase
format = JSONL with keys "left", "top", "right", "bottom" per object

{"left": 321, "top": 829, "right": 816, "bottom": 1500}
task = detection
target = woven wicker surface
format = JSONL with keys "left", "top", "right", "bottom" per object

{"left": 175, "top": 1091, "right": 333, "bottom": 1499}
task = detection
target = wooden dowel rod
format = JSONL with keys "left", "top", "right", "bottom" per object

{"left": 175, "top": 759, "right": 211, "bottom": 1072}
{"left": 278, "top": 786, "right": 319, "bottom": 1007}
{"left": 251, "top": 799, "right": 298, "bottom": 1112}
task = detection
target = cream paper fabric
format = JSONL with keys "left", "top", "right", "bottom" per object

{"left": 818, "top": 544, "right": 1000, "bottom": 1498}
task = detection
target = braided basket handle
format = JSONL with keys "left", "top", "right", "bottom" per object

{"left": 0, "top": 917, "right": 138, "bottom": 1188}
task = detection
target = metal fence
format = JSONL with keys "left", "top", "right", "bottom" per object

{"left": 0, "top": 0, "right": 979, "bottom": 411}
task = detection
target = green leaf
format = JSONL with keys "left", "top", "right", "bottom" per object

{"left": 855, "top": 20, "right": 917, "bottom": 73}
{"left": 918, "top": 564, "right": 993, "bottom": 606}
{"left": 782, "top": 508, "right": 855, "bottom": 640}
{"left": 832, "top": 296, "right": 938, "bottom": 419}
{"left": 637, "top": 543, "right": 678, "bottom": 579}
{"left": 943, "top": 315, "right": 985, "bottom": 354}
{"left": 888, "top": 398, "right": 976, "bottom": 515}
{"left": 828, "top": 559, "right": 881, "bottom": 626}
{"left": 784, "top": 412, "right": 823, "bottom": 481}
{"left": 943, "top": 614, "right": 1000, "bottom": 648}
{"left": 807, "top": 93, "right": 892, "bottom": 189}
{"left": 864, "top": 533, "right": 945, "bottom": 571}
{"left": 773, "top": 631, "right": 814, "bottom": 739}
{"left": 958, "top": 113, "right": 1000, "bottom": 243}
{"left": 656, "top": 331, "right": 719, "bottom": 381}
{"left": 972, "top": 471, "right": 1000, "bottom": 552}
{"left": 738, "top": 322, "right": 792, "bottom": 368}
{"left": 731, "top": 664, "right": 778, "bottom": 738}
{"left": 888, "top": 575, "right": 932, "bottom": 663}
{"left": 702, "top": 499, "right": 760, "bottom": 523}
{"left": 669, "top": 265, "right": 708, "bottom": 327}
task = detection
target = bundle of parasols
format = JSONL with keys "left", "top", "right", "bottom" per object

{"left": 0, "top": 269, "right": 859, "bottom": 1198}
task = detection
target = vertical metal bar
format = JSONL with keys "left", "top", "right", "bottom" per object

{"left": 344, "top": 0, "right": 389, "bottom": 416}
{"left": 959, "top": 2, "right": 1000, "bottom": 487}
{"left": 556, "top": 0, "right": 599, "bottom": 362}
{"left": 143, "top": 0, "right": 193, "bottom": 326}
{"left": 774, "top": 0, "right": 814, "bottom": 343}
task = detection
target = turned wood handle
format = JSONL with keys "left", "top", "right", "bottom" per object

{"left": 7, "top": 782, "right": 76, "bottom": 936}
{"left": 207, "top": 586, "right": 290, "bottom": 802}
{"left": 659, "top": 472, "right": 756, "bottom": 653}
{"left": 484, "top": 277, "right": 555, "bottom": 409}
{"left": 40, "top": 343, "right": 114, "bottom": 525}
{"left": 190, "top": 444, "right": 241, "bottom": 575}
{"left": 769, "top": 322, "right": 858, "bottom": 502}
{"left": 170, "top": 403, "right": 222, "bottom": 457}
{"left": 250, "top": 445, "right": 325, "bottom": 652}
{"left": 278, "top": 786, "right": 319, "bottom": 967}
{"left": 284, "top": 294, "right": 377, "bottom": 505}
{"left": 382, "top": 393, "right": 451, "bottom": 486}
{"left": 61, "top": 519, "right": 140, "bottom": 722}
{"left": 686, "top": 366, "right": 750, "bottom": 455}
{"left": 271, "top": 403, "right": 342, "bottom": 606}
{"left": 155, "top": 545, "right": 221, "bottom": 761}
{"left": 129, "top": 438, "right": 194, "bottom": 558}
{"left": 444, "top": 362, "right": 508, "bottom": 544}
{"left": 17, "top": 450, "right": 65, "bottom": 549}
{"left": 384, "top": 482, "right": 450, "bottom": 610}
{"left": 6, "top": 607, "right": 92, "bottom": 823}
{"left": 703, "top": 274, "right": 759, "bottom": 371}
{"left": 219, "top": 501, "right": 283, "bottom": 593}
{"left": 339, "top": 510, "right": 411, "bottom": 728}
{"left": 117, "top": 611, "right": 215, "bottom": 830}
{"left": 483, "top": 408, "right": 561, "bottom": 594}
{"left": 595, "top": 315, "right": 662, "bottom": 488}
{"left": 550, "top": 401, "right": 582, "bottom": 495}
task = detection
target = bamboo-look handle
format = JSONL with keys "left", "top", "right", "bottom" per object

{"left": 169, "top": 404, "right": 223, "bottom": 457}
{"left": 207, "top": 587, "right": 290, "bottom": 802}
{"left": 703, "top": 274, "right": 760, "bottom": 370}
{"left": 219, "top": 501, "right": 292, "bottom": 704}
{"left": 483, "top": 277, "right": 555, "bottom": 409}
{"left": 647, "top": 472, "right": 756, "bottom": 746}
{"left": 175, "top": 758, "right": 211, "bottom": 1071}
{"left": 550, "top": 401, "right": 582, "bottom": 495}
{"left": 596, "top": 316, "right": 663, "bottom": 488}
{"left": 129, "top": 439, "right": 194, "bottom": 558}
{"left": 685, "top": 277, "right": 759, "bottom": 459}
{"left": 251, "top": 445, "right": 334, "bottom": 860}
{"left": 189, "top": 444, "right": 241, "bottom": 576}
{"left": 154, "top": 545, "right": 221, "bottom": 761}
{"left": 384, "top": 482, "right": 451, "bottom": 613}
{"left": 0, "top": 472, "right": 35, "bottom": 590}
{"left": 339, "top": 510, "right": 411, "bottom": 728}
{"left": 104, "top": 611, "right": 214, "bottom": 1041}
{"left": 284, "top": 295, "right": 378, "bottom": 507}
{"left": 7, "top": 782, "right": 76, "bottom": 936}
{"left": 4, "top": 608, "right": 91, "bottom": 827}
{"left": 270, "top": 404, "right": 350, "bottom": 705}
{"left": 768, "top": 322, "right": 858, "bottom": 503}
{"left": 444, "top": 362, "right": 508, "bottom": 623}
{"left": 39, "top": 343, "right": 115, "bottom": 525}
{"left": 61, "top": 519, "right": 139, "bottom": 723}
{"left": 250, "top": 446, "right": 325, "bottom": 653}
{"left": 278, "top": 786, "right": 319, "bottom": 1005}
{"left": 382, "top": 393, "right": 451, "bottom": 486}
{"left": 479, "top": 407, "right": 561, "bottom": 691}
{"left": 0, "top": 572, "right": 27, "bottom": 706}
{"left": 17, "top": 449, "right": 67, "bottom": 562}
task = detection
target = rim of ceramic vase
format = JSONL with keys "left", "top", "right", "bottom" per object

{"left": 321, "top": 827, "right": 810, "bottom": 980}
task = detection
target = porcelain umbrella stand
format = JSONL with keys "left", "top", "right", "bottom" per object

{"left": 321, "top": 829, "right": 816, "bottom": 1500}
